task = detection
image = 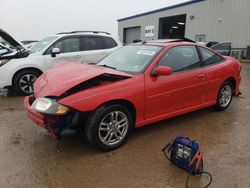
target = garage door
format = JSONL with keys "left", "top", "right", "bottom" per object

{"left": 124, "top": 27, "right": 141, "bottom": 44}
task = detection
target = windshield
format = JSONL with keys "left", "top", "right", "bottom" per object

{"left": 30, "top": 36, "right": 58, "bottom": 53}
{"left": 97, "top": 45, "right": 163, "bottom": 74}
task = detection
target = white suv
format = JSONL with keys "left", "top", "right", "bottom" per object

{"left": 0, "top": 30, "right": 122, "bottom": 95}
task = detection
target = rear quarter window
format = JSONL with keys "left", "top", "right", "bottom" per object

{"left": 198, "top": 47, "right": 223, "bottom": 66}
{"left": 102, "top": 37, "right": 118, "bottom": 49}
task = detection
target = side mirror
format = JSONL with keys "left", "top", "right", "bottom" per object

{"left": 152, "top": 66, "right": 172, "bottom": 77}
{"left": 51, "top": 47, "right": 60, "bottom": 57}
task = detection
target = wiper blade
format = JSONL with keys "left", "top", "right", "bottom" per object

{"left": 16, "top": 48, "right": 30, "bottom": 58}
{"left": 100, "top": 64, "right": 116, "bottom": 70}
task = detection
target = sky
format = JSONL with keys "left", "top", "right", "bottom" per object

{"left": 0, "top": 0, "right": 188, "bottom": 41}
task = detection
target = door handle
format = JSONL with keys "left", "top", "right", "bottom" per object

{"left": 197, "top": 74, "right": 206, "bottom": 78}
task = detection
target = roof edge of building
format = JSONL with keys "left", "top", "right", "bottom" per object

{"left": 117, "top": 0, "right": 206, "bottom": 22}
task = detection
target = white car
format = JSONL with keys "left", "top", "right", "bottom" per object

{"left": 23, "top": 41, "right": 38, "bottom": 49}
{"left": 0, "top": 29, "right": 122, "bottom": 95}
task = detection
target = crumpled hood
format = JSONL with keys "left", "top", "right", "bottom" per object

{"left": 34, "top": 62, "right": 133, "bottom": 98}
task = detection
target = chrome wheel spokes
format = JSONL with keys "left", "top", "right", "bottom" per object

{"left": 19, "top": 74, "right": 37, "bottom": 94}
{"left": 219, "top": 85, "right": 232, "bottom": 107}
{"left": 98, "top": 111, "right": 129, "bottom": 146}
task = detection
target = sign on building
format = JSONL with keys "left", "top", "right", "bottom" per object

{"left": 145, "top": 25, "right": 154, "bottom": 37}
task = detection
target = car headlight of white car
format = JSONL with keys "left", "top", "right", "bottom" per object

{"left": 0, "top": 59, "right": 10, "bottom": 67}
{"left": 31, "top": 98, "right": 69, "bottom": 115}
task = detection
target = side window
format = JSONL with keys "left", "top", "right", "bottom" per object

{"left": 102, "top": 37, "right": 118, "bottom": 49}
{"left": 198, "top": 47, "right": 223, "bottom": 66}
{"left": 157, "top": 46, "right": 200, "bottom": 72}
{"left": 46, "top": 37, "right": 81, "bottom": 54}
{"left": 82, "top": 37, "right": 102, "bottom": 51}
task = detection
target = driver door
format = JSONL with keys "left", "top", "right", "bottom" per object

{"left": 145, "top": 45, "right": 208, "bottom": 119}
{"left": 43, "top": 36, "right": 83, "bottom": 69}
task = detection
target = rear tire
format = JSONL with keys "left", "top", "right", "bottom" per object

{"left": 214, "top": 81, "right": 233, "bottom": 111}
{"left": 13, "top": 70, "right": 41, "bottom": 96}
{"left": 85, "top": 104, "right": 133, "bottom": 151}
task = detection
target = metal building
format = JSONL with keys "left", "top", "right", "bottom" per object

{"left": 118, "top": 0, "right": 250, "bottom": 58}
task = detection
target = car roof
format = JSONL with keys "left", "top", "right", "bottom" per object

{"left": 54, "top": 31, "right": 114, "bottom": 38}
{"left": 134, "top": 39, "right": 196, "bottom": 47}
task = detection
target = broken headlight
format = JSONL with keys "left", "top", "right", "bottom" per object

{"left": 31, "top": 98, "right": 69, "bottom": 115}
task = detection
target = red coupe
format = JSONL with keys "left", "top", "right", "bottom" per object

{"left": 24, "top": 39, "right": 241, "bottom": 151}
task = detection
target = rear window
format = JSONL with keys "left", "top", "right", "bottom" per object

{"left": 102, "top": 37, "right": 118, "bottom": 49}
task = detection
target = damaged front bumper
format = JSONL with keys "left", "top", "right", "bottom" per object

{"left": 24, "top": 95, "right": 82, "bottom": 138}
{"left": 24, "top": 96, "right": 45, "bottom": 128}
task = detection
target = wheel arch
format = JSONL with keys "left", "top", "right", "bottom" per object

{"left": 12, "top": 67, "right": 43, "bottom": 85}
{"left": 224, "top": 76, "right": 236, "bottom": 94}
{"left": 96, "top": 99, "right": 136, "bottom": 125}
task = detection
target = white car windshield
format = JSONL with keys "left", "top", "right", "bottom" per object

{"left": 30, "top": 36, "right": 58, "bottom": 53}
{"left": 97, "top": 45, "right": 163, "bottom": 74}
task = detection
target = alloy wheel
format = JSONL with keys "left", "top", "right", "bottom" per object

{"left": 19, "top": 74, "right": 37, "bottom": 94}
{"left": 98, "top": 111, "right": 129, "bottom": 146}
{"left": 219, "top": 85, "right": 232, "bottom": 107}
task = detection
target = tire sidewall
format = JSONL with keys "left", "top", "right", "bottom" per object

{"left": 87, "top": 104, "right": 133, "bottom": 151}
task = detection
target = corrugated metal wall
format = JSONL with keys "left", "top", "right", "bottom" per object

{"left": 118, "top": 0, "right": 250, "bottom": 49}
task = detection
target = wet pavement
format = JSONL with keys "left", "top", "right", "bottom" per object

{"left": 0, "top": 63, "right": 250, "bottom": 188}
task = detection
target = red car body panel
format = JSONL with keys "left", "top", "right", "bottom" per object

{"left": 58, "top": 74, "right": 146, "bottom": 124}
{"left": 144, "top": 44, "right": 207, "bottom": 119}
{"left": 25, "top": 41, "right": 241, "bottom": 129}
{"left": 24, "top": 96, "right": 45, "bottom": 128}
{"left": 34, "top": 62, "right": 133, "bottom": 98}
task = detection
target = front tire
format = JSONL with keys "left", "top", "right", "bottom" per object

{"left": 214, "top": 81, "right": 233, "bottom": 111}
{"left": 85, "top": 104, "right": 133, "bottom": 151}
{"left": 13, "top": 70, "right": 40, "bottom": 95}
